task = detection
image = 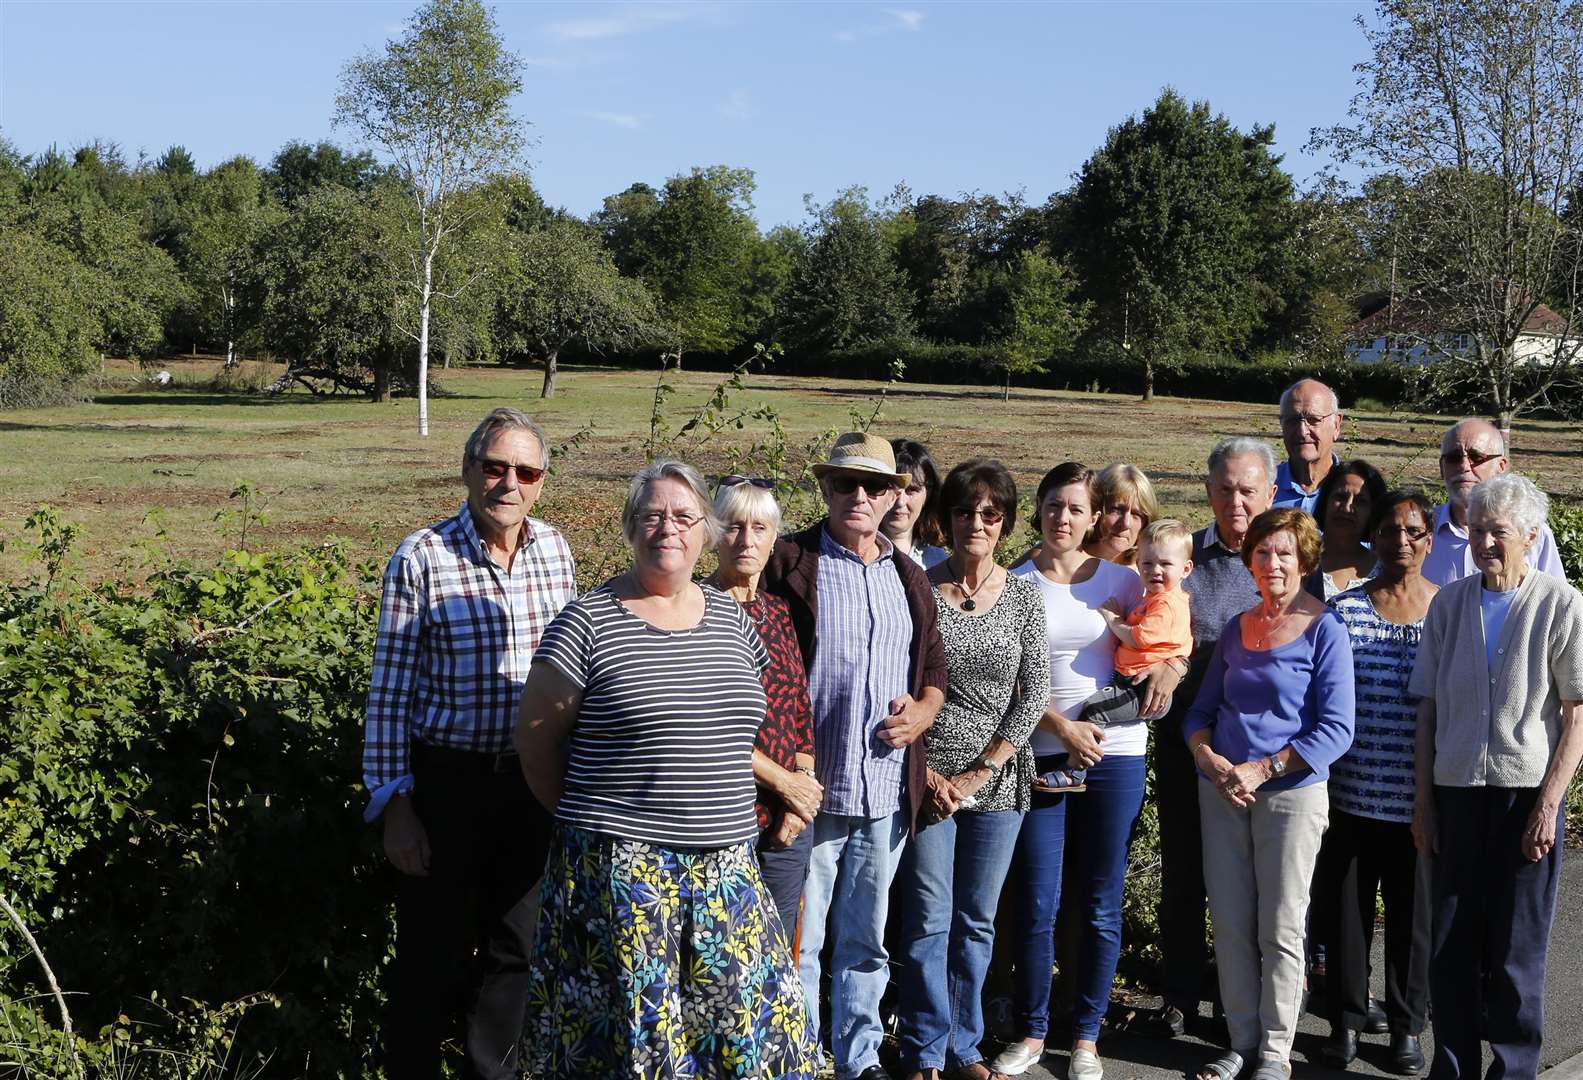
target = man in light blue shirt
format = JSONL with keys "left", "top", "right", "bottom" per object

{"left": 1273, "top": 378, "right": 1343, "bottom": 516}
{"left": 1421, "top": 418, "right": 1568, "bottom": 586}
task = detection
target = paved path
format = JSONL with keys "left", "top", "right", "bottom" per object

{"left": 1003, "top": 855, "right": 1583, "bottom": 1080}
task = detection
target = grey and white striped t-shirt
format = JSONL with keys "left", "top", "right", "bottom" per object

{"left": 533, "top": 582, "right": 769, "bottom": 848}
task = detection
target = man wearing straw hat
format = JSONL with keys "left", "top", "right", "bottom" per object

{"left": 763, "top": 431, "right": 948, "bottom": 1080}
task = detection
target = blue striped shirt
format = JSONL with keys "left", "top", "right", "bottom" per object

{"left": 807, "top": 528, "right": 912, "bottom": 817}
{"left": 1329, "top": 587, "right": 1421, "bottom": 823}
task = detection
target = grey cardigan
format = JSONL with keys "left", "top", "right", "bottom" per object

{"left": 1409, "top": 570, "right": 1583, "bottom": 788}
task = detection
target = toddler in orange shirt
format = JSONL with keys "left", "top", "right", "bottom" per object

{"left": 1036, "top": 519, "right": 1194, "bottom": 791}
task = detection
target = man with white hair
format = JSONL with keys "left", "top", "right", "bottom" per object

{"left": 364, "top": 408, "right": 576, "bottom": 1080}
{"left": 1272, "top": 378, "right": 1343, "bottom": 515}
{"left": 1420, "top": 418, "right": 1567, "bottom": 587}
{"left": 1149, "top": 436, "right": 1275, "bottom": 1038}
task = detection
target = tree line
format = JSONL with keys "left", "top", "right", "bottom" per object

{"left": 1, "top": 0, "right": 1580, "bottom": 430}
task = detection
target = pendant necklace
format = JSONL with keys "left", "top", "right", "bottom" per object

{"left": 957, "top": 562, "right": 995, "bottom": 611}
{"left": 1253, "top": 604, "right": 1294, "bottom": 648}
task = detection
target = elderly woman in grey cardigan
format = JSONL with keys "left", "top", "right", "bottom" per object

{"left": 1409, "top": 472, "right": 1583, "bottom": 1080}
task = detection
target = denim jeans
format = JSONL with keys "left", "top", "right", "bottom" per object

{"left": 758, "top": 825, "right": 815, "bottom": 946}
{"left": 1063, "top": 752, "right": 1148, "bottom": 1042}
{"left": 894, "top": 808, "right": 1025, "bottom": 1071}
{"left": 1006, "top": 754, "right": 1071, "bottom": 1040}
{"left": 798, "top": 810, "right": 909, "bottom": 1079}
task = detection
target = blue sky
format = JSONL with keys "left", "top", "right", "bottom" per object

{"left": 1, "top": 1, "right": 1370, "bottom": 228}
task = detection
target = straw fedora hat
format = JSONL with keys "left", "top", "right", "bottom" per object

{"left": 810, "top": 432, "right": 911, "bottom": 487}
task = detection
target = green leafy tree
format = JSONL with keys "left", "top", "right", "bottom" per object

{"left": 266, "top": 140, "right": 383, "bottom": 206}
{"left": 494, "top": 216, "right": 661, "bottom": 397}
{"left": 1066, "top": 89, "right": 1297, "bottom": 400}
{"left": 782, "top": 187, "right": 916, "bottom": 352}
{"left": 593, "top": 166, "right": 762, "bottom": 366}
{"left": 989, "top": 249, "right": 1091, "bottom": 400}
{"left": 334, "top": 0, "right": 526, "bottom": 435}
{"left": 186, "top": 157, "right": 284, "bottom": 368}
{"left": 1311, "top": 0, "right": 1583, "bottom": 434}
{"left": 258, "top": 186, "right": 411, "bottom": 399}
{"left": 0, "top": 228, "right": 104, "bottom": 404}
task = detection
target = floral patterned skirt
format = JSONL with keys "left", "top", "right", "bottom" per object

{"left": 524, "top": 823, "right": 818, "bottom": 1079}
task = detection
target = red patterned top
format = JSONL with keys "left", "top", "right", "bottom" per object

{"left": 738, "top": 591, "right": 816, "bottom": 830}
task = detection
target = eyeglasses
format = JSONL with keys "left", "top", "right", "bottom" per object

{"left": 718, "top": 475, "right": 775, "bottom": 491}
{"left": 1440, "top": 448, "right": 1502, "bottom": 469}
{"left": 1377, "top": 525, "right": 1431, "bottom": 542}
{"left": 478, "top": 459, "right": 546, "bottom": 485}
{"left": 828, "top": 474, "right": 896, "bottom": 497}
{"left": 952, "top": 506, "right": 1005, "bottom": 526}
{"left": 638, "top": 510, "right": 704, "bottom": 531}
{"left": 1280, "top": 412, "right": 1336, "bottom": 430}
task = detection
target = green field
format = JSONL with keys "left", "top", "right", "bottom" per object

{"left": 5, "top": 357, "right": 1580, "bottom": 582}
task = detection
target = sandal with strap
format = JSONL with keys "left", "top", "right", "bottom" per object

{"left": 1195, "top": 1050, "right": 1246, "bottom": 1080}
{"left": 1032, "top": 770, "right": 1088, "bottom": 794}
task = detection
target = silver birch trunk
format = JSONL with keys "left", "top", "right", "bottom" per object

{"left": 417, "top": 249, "right": 434, "bottom": 437}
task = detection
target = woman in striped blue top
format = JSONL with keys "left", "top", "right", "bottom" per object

{"left": 1313, "top": 489, "right": 1439, "bottom": 1074}
{"left": 514, "top": 460, "right": 816, "bottom": 1080}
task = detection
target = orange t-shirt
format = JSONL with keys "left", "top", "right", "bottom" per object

{"left": 1114, "top": 588, "right": 1192, "bottom": 677}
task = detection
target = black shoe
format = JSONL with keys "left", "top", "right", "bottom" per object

{"left": 854, "top": 1067, "right": 893, "bottom": 1080}
{"left": 1144, "top": 1004, "right": 1186, "bottom": 1039}
{"left": 1364, "top": 998, "right": 1390, "bottom": 1035}
{"left": 1386, "top": 1034, "right": 1425, "bottom": 1075}
{"left": 1320, "top": 1028, "right": 1359, "bottom": 1068}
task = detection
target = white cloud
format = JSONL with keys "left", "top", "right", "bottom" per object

{"left": 588, "top": 111, "right": 643, "bottom": 129}
{"left": 834, "top": 8, "right": 926, "bottom": 44}
{"left": 717, "top": 89, "right": 753, "bottom": 121}
{"left": 885, "top": 9, "right": 925, "bottom": 31}
{"left": 547, "top": 5, "right": 697, "bottom": 41}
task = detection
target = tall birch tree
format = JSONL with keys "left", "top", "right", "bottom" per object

{"left": 334, "top": 0, "right": 525, "bottom": 435}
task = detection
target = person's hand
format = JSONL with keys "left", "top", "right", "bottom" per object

{"left": 1132, "top": 662, "right": 1183, "bottom": 721}
{"left": 949, "top": 766, "right": 992, "bottom": 802}
{"left": 774, "top": 768, "right": 824, "bottom": 823}
{"left": 1193, "top": 744, "right": 1253, "bottom": 808}
{"left": 925, "top": 768, "right": 961, "bottom": 820}
{"left": 1412, "top": 793, "right": 1439, "bottom": 856}
{"left": 1521, "top": 799, "right": 1560, "bottom": 863}
{"left": 383, "top": 795, "right": 430, "bottom": 876}
{"left": 879, "top": 692, "right": 933, "bottom": 749}
{"left": 1057, "top": 718, "right": 1107, "bottom": 768}
{"left": 770, "top": 813, "right": 807, "bottom": 848}
{"left": 1218, "top": 760, "right": 1269, "bottom": 807}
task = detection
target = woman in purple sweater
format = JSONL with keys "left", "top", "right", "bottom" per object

{"left": 1183, "top": 507, "right": 1355, "bottom": 1080}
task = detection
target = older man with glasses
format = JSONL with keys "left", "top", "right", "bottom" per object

{"left": 363, "top": 407, "right": 576, "bottom": 1080}
{"left": 763, "top": 431, "right": 948, "bottom": 1080}
{"left": 1273, "top": 378, "right": 1344, "bottom": 516}
{"left": 1421, "top": 419, "right": 1567, "bottom": 587}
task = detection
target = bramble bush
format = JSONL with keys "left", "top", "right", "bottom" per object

{"left": 0, "top": 508, "right": 387, "bottom": 1077}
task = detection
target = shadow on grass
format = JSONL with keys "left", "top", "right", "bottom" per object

{"left": 91, "top": 393, "right": 356, "bottom": 408}
{"left": 0, "top": 420, "right": 202, "bottom": 433}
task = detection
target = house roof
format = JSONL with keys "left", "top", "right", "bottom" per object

{"left": 1347, "top": 292, "right": 1571, "bottom": 338}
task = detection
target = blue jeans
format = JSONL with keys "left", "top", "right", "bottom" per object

{"left": 1007, "top": 755, "right": 1071, "bottom": 1040}
{"left": 1063, "top": 752, "right": 1148, "bottom": 1042}
{"left": 758, "top": 825, "right": 815, "bottom": 945}
{"left": 798, "top": 810, "right": 909, "bottom": 1079}
{"left": 895, "top": 808, "right": 1025, "bottom": 1071}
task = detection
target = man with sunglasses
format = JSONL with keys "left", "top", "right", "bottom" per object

{"left": 1421, "top": 419, "right": 1566, "bottom": 587}
{"left": 762, "top": 431, "right": 947, "bottom": 1080}
{"left": 363, "top": 407, "right": 576, "bottom": 1080}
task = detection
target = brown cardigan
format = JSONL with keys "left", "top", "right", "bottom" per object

{"left": 761, "top": 519, "right": 949, "bottom": 834}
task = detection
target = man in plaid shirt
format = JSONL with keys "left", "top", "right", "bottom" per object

{"left": 363, "top": 408, "right": 576, "bottom": 1080}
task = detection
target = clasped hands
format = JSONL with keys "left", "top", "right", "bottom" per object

{"left": 1196, "top": 744, "right": 1273, "bottom": 808}
{"left": 925, "top": 763, "right": 993, "bottom": 821}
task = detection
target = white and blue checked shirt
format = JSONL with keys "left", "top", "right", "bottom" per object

{"left": 362, "top": 503, "right": 577, "bottom": 820}
{"left": 806, "top": 528, "right": 912, "bottom": 818}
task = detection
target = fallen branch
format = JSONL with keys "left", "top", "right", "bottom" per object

{"left": 0, "top": 888, "right": 82, "bottom": 1080}
{"left": 185, "top": 589, "right": 296, "bottom": 651}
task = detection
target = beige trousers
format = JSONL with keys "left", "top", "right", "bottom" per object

{"left": 1198, "top": 776, "right": 1329, "bottom": 1065}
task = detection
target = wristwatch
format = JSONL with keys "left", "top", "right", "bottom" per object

{"left": 976, "top": 755, "right": 1004, "bottom": 775}
{"left": 1268, "top": 754, "right": 1287, "bottom": 779}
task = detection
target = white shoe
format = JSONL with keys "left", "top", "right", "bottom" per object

{"left": 989, "top": 1040, "right": 1045, "bottom": 1076}
{"left": 1069, "top": 1048, "right": 1104, "bottom": 1080}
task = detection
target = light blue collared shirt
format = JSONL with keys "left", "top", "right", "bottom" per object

{"left": 1419, "top": 501, "right": 1568, "bottom": 588}
{"left": 1271, "top": 453, "right": 1340, "bottom": 516}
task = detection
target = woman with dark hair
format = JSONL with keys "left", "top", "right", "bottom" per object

{"left": 885, "top": 438, "right": 950, "bottom": 569}
{"left": 1314, "top": 489, "right": 1438, "bottom": 1074}
{"left": 1185, "top": 507, "right": 1355, "bottom": 1080}
{"left": 991, "top": 463, "right": 1183, "bottom": 1080}
{"left": 1307, "top": 460, "right": 1388, "bottom": 600}
{"left": 893, "top": 458, "right": 1050, "bottom": 1080}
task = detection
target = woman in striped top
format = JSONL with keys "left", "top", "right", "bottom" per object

{"left": 515, "top": 460, "right": 816, "bottom": 1080}
{"left": 1313, "top": 489, "right": 1438, "bottom": 1074}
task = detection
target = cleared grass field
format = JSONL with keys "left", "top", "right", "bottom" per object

{"left": 3, "top": 356, "right": 1580, "bottom": 583}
